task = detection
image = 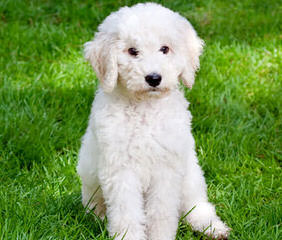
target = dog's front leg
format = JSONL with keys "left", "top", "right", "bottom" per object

{"left": 100, "top": 169, "right": 146, "bottom": 240}
{"left": 145, "top": 168, "right": 181, "bottom": 240}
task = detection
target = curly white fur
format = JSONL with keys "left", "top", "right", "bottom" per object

{"left": 77, "top": 3, "right": 230, "bottom": 240}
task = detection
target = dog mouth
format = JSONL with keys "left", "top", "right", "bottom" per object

{"left": 148, "top": 88, "right": 159, "bottom": 92}
{"left": 135, "top": 87, "right": 170, "bottom": 96}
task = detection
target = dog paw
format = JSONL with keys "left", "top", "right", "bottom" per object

{"left": 205, "top": 220, "right": 231, "bottom": 239}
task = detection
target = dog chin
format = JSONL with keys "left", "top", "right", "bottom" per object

{"left": 147, "top": 89, "right": 163, "bottom": 97}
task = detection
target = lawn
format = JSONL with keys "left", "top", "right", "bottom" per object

{"left": 0, "top": 0, "right": 281, "bottom": 239}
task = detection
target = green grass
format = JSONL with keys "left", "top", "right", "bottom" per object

{"left": 0, "top": 0, "right": 281, "bottom": 239}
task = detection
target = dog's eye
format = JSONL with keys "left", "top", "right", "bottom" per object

{"left": 160, "top": 46, "right": 169, "bottom": 54}
{"left": 128, "top": 47, "right": 139, "bottom": 56}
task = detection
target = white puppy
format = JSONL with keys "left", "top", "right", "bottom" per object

{"left": 77, "top": 3, "right": 230, "bottom": 240}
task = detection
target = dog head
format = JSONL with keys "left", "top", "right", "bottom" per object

{"left": 85, "top": 3, "right": 203, "bottom": 97}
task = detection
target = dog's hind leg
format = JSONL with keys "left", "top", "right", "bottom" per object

{"left": 77, "top": 130, "right": 106, "bottom": 218}
{"left": 81, "top": 182, "right": 106, "bottom": 218}
{"left": 181, "top": 151, "right": 230, "bottom": 239}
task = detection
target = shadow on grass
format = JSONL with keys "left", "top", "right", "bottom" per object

{"left": 0, "top": 85, "right": 95, "bottom": 170}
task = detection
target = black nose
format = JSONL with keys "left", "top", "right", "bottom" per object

{"left": 145, "top": 73, "right": 162, "bottom": 87}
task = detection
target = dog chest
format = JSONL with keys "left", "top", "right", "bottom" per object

{"left": 93, "top": 94, "right": 191, "bottom": 166}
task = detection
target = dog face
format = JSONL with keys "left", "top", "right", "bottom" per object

{"left": 85, "top": 3, "right": 203, "bottom": 97}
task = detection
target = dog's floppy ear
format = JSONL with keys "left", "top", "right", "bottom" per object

{"left": 180, "top": 21, "right": 204, "bottom": 89}
{"left": 84, "top": 32, "right": 118, "bottom": 93}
